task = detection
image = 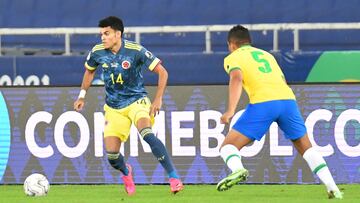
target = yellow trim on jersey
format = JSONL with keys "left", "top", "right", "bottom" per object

{"left": 124, "top": 41, "right": 139, "bottom": 46}
{"left": 148, "top": 58, "right": 160, "bottom": 71}
{"left": 124, "top": 44, "right": 141, "bottom": 51}
{"left": 124, "top": 41, "right": 142, "bottom": 50}
{"left": 91, "top": 44, "right": 105, "bottom": 52}
{"left": 92, "top": 47, "right": 105, "bottom": 52}
{"left": 93, "top": 44, "right": 104, "bottom": 48}
{"left": 85, "top": 62, "right": 96, "bottom": 71}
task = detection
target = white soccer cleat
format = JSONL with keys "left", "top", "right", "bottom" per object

{"left": 328, "top": 190, "right": 343, "bottom": 199}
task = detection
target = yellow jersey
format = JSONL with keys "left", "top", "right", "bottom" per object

{"left": 224, "top": 45, "right": 295, "bottom": 104}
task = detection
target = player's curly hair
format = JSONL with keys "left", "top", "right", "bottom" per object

{"left": 228, "top": 25, "right": 252, "bottom": 45}
{"left": 98, "top": 16, "right": 124, "bottom": 34}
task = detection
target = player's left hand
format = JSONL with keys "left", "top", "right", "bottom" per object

{"left": 221, "top": 111, "right": 234, "bottom": 124}
{"left": 150, "top": 98, "right": 162, "bottom": 117}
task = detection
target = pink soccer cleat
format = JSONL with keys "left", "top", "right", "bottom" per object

{"left": 121, "top": 164, "right": 135, "bottom": 195}
{"left": 169, "top": 178, "right": 184, "bottom": 194}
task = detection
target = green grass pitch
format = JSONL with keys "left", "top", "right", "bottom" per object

{"left": 0, "top": 184, "right": 359, "bottom": 203}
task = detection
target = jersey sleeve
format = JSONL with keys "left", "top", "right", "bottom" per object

{"left": 224, "top": 54, "right": 241, "bottom": 75}
{"left": 84, "top": 50, "right": 99, "bottom": 71}
{"left": 137, "top": 47, "right": 161, "bottom": 71}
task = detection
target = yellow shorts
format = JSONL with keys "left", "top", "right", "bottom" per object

{"left": 103, "top": 97, "right": 155, "bottom": 142}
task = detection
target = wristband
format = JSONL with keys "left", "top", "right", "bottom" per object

{"left": 78, "top": 89, "right": 86, "bottom": 99}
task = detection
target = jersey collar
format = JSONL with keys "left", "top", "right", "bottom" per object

{"left": 239, "top": 44, "right": 251, "bottom": 48}
{"left": 107, "top": 39, "right": 124, "bottom": 55}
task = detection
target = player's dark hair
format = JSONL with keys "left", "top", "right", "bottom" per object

{"left": 227, "top": 25, "right": 252, "bottom": 46}
{"left": 98, "top": 16, "right": 124, "bottom": 34}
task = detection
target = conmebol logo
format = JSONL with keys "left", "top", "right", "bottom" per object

{"left": 0, "top": 91, "right": 11, "bottom": 182}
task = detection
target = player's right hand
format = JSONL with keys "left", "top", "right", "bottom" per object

{"left": 220, "top": 111, "right": 234, "bottom": 124}
{"left": 74, "top": 98, "right": 85, "bottom": 112}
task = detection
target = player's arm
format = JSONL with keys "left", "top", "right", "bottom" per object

{"left": 221, "top": 69, "right": 243, "bottom": 124}
{"left": 150, "top": 63, "right": 168, "bottom": 116}
{"left": 80, "top": 68, "right": 96, "bottom": 91}
{"left": 74, "top": 48, "right": 99, "bottom": 112}
{"left": 74, "top": 68, "right": 96, "bottom": 112}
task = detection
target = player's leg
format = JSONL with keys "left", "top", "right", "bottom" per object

{"left": 130, "top": 97, "right": 183, "bottom": 194}
{"left": 220, "top": 129, "right": 252, "bottom": 172}
{"left": 104, "top": 104, "right": 135, "bottom": 195}
{"left": 217, "top": 130, "right": 252, "bottom": 191}
{"left": 137, "top": 118, "right": 183, "bottom": 193}
{"left": 292, "top": 135, "right": 342, "bottom": 199}
{"left": 218, "top": 102, "right": 276, "bottom": 191}
{"left": 105, "top": 136, "right": 128, "bottom": 176}
{"left": 279, "top": 100, "right": 342, "bottom": 199}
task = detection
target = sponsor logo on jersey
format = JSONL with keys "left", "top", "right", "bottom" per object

{"left": 102, "top": 63, "right": 109, "bottom": 68}
{"left": 145, "top": 51, "right": 153, "bottom": 59}
{"left": 121, "top": 60, "right": 131, "bottom": 69}
{"left": 111, "top": 62, "right": 119, "bottom": 68}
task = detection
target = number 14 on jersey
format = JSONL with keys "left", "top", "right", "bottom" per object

{"left": 110, "top": 73, "right": 124, "bottom": 84}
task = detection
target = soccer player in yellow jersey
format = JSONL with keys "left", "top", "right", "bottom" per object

{"left": 216, "top": 25, "right": 343, "bottom": 199}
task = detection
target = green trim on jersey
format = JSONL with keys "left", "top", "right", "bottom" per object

{"left": 239, "top": 44, "right": 251, "bottom": 48}
{"left": 228, "top": 67, "right": 241, "bottom": 74}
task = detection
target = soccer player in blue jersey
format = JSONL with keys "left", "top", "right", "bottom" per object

{"left": 73, "top": 16, "right": 183, "bottom": 195}
{"left": 216, "top": 25, "right": 342, "bottom": 199}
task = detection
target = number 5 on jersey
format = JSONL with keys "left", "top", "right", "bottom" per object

{"left": 110, "top": 73, "right": 124, "bottom": 84}
{"left": 251, "top": 51, "right": 272, "bottom": 73}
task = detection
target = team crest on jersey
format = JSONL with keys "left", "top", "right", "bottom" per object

{"left": 121, "top": 60, "right": 131, "bottom": 69}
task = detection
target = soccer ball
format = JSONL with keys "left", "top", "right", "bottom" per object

{"left": 23, "top": 173, "right": 50, "bottom": 196}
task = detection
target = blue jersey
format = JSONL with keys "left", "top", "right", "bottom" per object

{"left": 85, "top": 39, "right": 160, "bottom": 109}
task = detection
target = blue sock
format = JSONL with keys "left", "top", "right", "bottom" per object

{"left": 141, "top": 128, "right": 179, "bottom": 179}
{"left": 107, "top": 152, "right": 129, "bottom": 176}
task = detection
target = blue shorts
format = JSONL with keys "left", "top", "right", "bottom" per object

{"left": 232, "top": 100, "right": 307, "bottom": 141}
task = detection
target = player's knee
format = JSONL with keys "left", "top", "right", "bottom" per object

{"left": 135, "top": 111, "right": 151, "bottom": 126}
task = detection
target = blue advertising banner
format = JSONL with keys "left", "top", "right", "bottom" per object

{"left": 0, "top": 56, "right": 84, "bottom": 86}
{"left": 0, "top": 84, "right": 359, "bottom": 184}
{"left": 0, "top": 52, "right": 322, "bottom": 86}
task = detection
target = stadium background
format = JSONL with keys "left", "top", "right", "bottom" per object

{"left": 0, "top": 0, "right": 360, "bottom": 186}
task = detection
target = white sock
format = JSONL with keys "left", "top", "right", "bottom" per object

{"left": 220, "top": 144, "right": 244, "bottom": 172}
{"left": 303, "top": 147, "right": 339, "bottom": 192}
